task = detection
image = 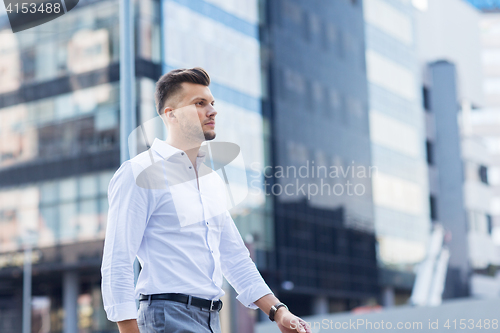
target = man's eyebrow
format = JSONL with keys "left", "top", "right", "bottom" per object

{"left": 190, "top": 97, "right": 215, "bottom": 104}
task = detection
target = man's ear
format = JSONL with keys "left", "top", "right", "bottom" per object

{"left": 164, "top": 107, "right": 175, "bottom": 119}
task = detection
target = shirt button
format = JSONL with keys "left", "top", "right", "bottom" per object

{"left": 189, "top": 166, "right": 192, "bottom": 169}
{"left": 211, "top": 251, "right": 214, "bottom": 253}
{"left": 181, "top": 152, "right": 184, "bottom": 155}
{"left": 206, "top": 222, "right": 209, "bottom": 225}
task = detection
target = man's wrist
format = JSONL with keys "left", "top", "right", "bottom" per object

{"left": 117, "top": 319, "right": 140, "bottom": 333}
{"left": 273, "top": 305, "right": 290, "bottom": 322}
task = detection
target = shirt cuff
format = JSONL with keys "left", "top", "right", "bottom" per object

{"left": 104, "top": 301, "right": 138, "bottom": 322}
{"left": 236, "top": 283, "right": 274, "bottom": 310}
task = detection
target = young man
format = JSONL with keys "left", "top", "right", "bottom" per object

{"left": 101, "top": 67, "right": 311, "bottom": 333}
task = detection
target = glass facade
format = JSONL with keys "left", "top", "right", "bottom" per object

{"left": 364, "top": 0, "right": 430, "bottom": 288}
{"left": 0, "top": 83, "right": 119, "bottom": 170}
{"left": 0, "top": 170, "right": 113, "bottom": 252}
{"left": 0, "top": 0, "right": 119, "bottom": 89}
{"left": 0, "top": 0, "right": 162, "bottom": 331}
{"left": 159, "top": 0, "right": 270, "bottom": 250}
{"left": 0, "top": 0, "right": 163, "bottom": 247}
{"left": 0, "top": 0, "right": 446, "bottom": 328}
{"left": 261, "top": 0, "right": 378, "bottom": 316}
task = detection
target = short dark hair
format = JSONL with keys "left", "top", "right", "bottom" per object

{"left": 155, "top": 67, "right": 211, "bottom": 115}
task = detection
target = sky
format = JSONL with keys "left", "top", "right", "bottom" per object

{"left": 465, "top": 0, "right": 500, "bottom": 10}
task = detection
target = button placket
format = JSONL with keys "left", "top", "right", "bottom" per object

{"left": 198, "top": 180, "right": 214, "bottom": 259}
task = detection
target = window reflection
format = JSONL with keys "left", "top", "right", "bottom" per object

{"left": 0, "top": 170, "right": 113, "bottom": 253}
{"left": 1, "top": 0, "right": 121, "bottom": 84}
{"left": 67, "top": 29, "right": 110, "bottom": 74}
{"left": 0, "top": 31, "right": 21, "bottom": 93}
{"left": 0, "top": 83, "right": 119, "bottom": 169}
{"left": 0, "top": 105, "right": 37, "bottom": 168}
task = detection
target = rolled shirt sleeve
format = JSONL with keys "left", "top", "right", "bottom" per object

{"left": 219, "top": 211, "right": 274, "bottom": 309}
{"left": 100, "top": 161, "right": 153, "bottom": 322}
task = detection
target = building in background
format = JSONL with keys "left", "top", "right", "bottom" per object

{"left": 3, "top": 1, "right": 499, "bottom": 332}
{"left": 422, "top": 60, "right": 471, "bottom": 299}
{"left": 415, "top": 0, "right": 482, "bottom": 300}
{"left": 0, "top": 0, "right": 162, "bottom": 332}
{"left": 416, "top": 0, "right": 500, "bottom": 299}
{"left": 363, "top": 0, "right": 431, "bottom": 306}
{"left": 0, "top": 0, "right": 273, "bottom": 331}
{"left": 260, "top": 0, "right": 379, "bottom": 317}
{"left": 465, "top": 0, "right": 500, "bottom": 297}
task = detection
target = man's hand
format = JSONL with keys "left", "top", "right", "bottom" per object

{"left": 254, "top": 293, "right": 312, "bottom": 333}
{"left": 117, "top": 319, "right": 140, "bottom": 333}
{"left": 275, "top": 307, "right": 312, "bottom": 333}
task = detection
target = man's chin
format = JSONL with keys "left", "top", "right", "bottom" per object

{"left": 204, "top": 132, "right": 216, "bottom": 141}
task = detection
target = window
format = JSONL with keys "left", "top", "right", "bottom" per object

{"left": 283, "top": 67, "right": 306, "bottom": 95}
{"left": 324, "top": 23, "right": 339, "bottom": 55}
{"left": 321, "top": 21, "right": 330, "bottom": 51}
{"left": 312, "top": 81, "right": 324, "bottom": 110}
{"left": 21, "top": 48, "right": 36, "bottom": 82}
{"left": 346, "top": 96, "right": 363, "bottom": 119}
{"left": 429, "top": 195, "right": 437, "bottom": 221}
{"left": 426, "top": 140, "right": 434, "bottom": 165}
{"left": 422, "top": 86, "right": 430, "bottom": 112}
{"left": 369, "top": 111, "right": 420, "bottom": 158}
{"left": 479, "top": 165, "right": 488, "bottom": 184}
{"left": 338, "top": 29, "right": 345, "bottom": 59}
{"left": 282, "top": 0, "right": 303, "bottom": 25}
{"left": 372, "top": 172, "right": 424, "bottom": 215}
{"left": 487, "top": 166, "right": 500, "bottom": 185}
{"left": 363, "top": 0, "right": 413, "bottom": 45}
{"left": 487, "top": 215, "right": 493, "bottom": 235}
{"left": 328, "top": 88, "right": 342, "bottom": 119}
{"left": 366, "top": 50, "right": 416, "bottom": 101}
{"left": 305, "top": 79, "right": 314, "bottom": 112}
{"left": 482, "top": 49, "right": 500, "bottom": 66}
{"left": 343, "top": 30, "right": 361, "bottom": 66}
{"left": 484, "top": 78, "right": 500, "bottom": 95}
{"left": 304, "top": 12, "right": 321, "bottom": 42}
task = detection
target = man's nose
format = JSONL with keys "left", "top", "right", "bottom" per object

{"left": 207, "top": 105, "right": 217, "bottom": 117}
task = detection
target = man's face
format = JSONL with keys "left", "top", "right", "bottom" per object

{"left": 172, "top": 82, "right": 217, "bottom": 141}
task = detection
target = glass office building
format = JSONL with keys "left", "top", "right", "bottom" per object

{"left": 158, "top": 0, "right": 269, "bottom": 250}
{"left": 0, "top": 0, "right": 269, "bottom": 331}
{"left": 260, "top": 0, "right": 379, "bottom": 316}
{"left": 0, "top": 0, "right": 162, "bottom": 331}
{"left": 363, "top": 0, "right": 431, "bottom": 305}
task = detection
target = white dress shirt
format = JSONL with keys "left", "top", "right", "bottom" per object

{"left": 101, "top": 138, "right": 273, "bottom": 322}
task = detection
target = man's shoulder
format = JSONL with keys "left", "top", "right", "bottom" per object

{"left": 110, "top": 149, "right": 163, "bottom": 187}
{"left": 128, "top": 150, "right": 167, "bottom": 190}
{"left": 129, "top": 149, "right": 158, "bottom": 170}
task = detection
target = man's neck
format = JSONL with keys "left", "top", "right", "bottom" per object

{"left": 165, "top": 137, "right": 202, "bottom": 169}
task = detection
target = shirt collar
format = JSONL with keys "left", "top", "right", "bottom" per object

{"left": 151, "top": 138, "right": 207, "bottom": 163}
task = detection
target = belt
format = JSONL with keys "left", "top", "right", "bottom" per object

{"left": 139, "top": 293, "right": 223, "bottom": 312}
